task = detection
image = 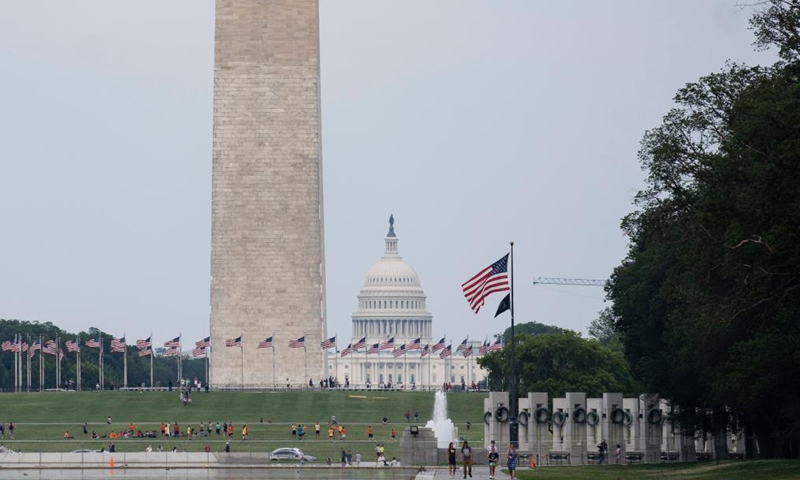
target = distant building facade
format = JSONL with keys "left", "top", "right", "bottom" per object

{"left": 326, "top": 218, "right": 488, "bottom": 389}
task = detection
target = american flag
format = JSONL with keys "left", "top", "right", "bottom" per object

{"left": 29, "top": 340, "right": 41, "bottom": 357}
{"left": 258, "top": 336, "right": 274, "bottom": 349}
{"left": 406, "top": 337, "right": 421, "bottom": 351}
{"left": 479, "top": 339, "right": 489, "bottom": 356}
{"left": 191, "top": 346, "right": 206, "bottom": 358}
{"left": 164, "top": 336, "right": 181, "bottom": 348}
{"left": 288, "top": 336, "right": 305, "bottom": 348}
{"left": 43, "top": 341, "right": 57, "bottom": 355}
{"left": 65, "top": 340, "right": 80, "bottom": 353}
{"left": 380, "top": 336, "right": 394, "bottom": 350}
{"left": 111, "top": 337, "right": 126, "bottom": 353}
{"left": 432, "top": 337, "right": 446, "bottom": 352}
{"left": 1, "top": 341, "right": 11, "bottom": 352}
{"left": 59, "top": 348, "right": 64, "bottom": 361}
{"left": 195, "top": 336, "right": 210, "bottom": 348}
{"left": 320, "top": 336, "right": 336, "bottom": 350}
{"left": 352, "top": 336, "right": 367, "bottom": 350}
{"left": 439, "top": 344, "right": 452, "bottom": 359}
{"left": 421, "top": 344, "right": 429, "bottom": 357}
{"left": 489, "top": 337, "right": 503, "bottom": 352}
{"left": 462, "top": 345, "right": 473, "bottom": 358}
{"left": 340, "top": 343, "right": 353, "bottom": 357}
{"left": 456, "top": 338, "right": 469, "bottom": 352}
{"left": 138, "top": 348, "right": 152, "bottom": 357}
{"left": 367, "top": 343, "right": 381, "bottom": 354}
{"left": 85, "top": 337, "right": 101, "bottom": 348}
{"left": 20, "top": 342, "right": 27, "bottom": 352}
{"left": 11, "top": 337, "right": 22, "bottom": 352}
{"left": 136, "top": 336, "right": 151, "bottom": 349}
{"left": 163, "top": 347, "right": 179, "bottom": 357}
{"left": 462, "top": 253, "right": 510, "bottom": 313}
{"left": 393, "top": 344, "right": 407, "bottom": 358}
{"left": 225, "top": 335, "right": 242, "bottom": 347}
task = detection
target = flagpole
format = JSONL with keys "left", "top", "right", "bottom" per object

{"left": 13, "top": 335, "right": 18, "bottom": 393}
{"left": 272, "top": 333, "right": 276, "bottom": 389}
{"left": 240, "top": 333, "right": 244, "bottom": 390}
{"left": 509, "top": 241, "right": 518, "bottom": 448}
{"left": 150, "top": 333, "right": 153, "bottom": 388}
{"left": 77, "top": 335, "right": 81, "bottom": 391}
{"left": 123, "top": 333, "right": 128, "bottom": 389}
{"left": 27, "top": 334, "right": 31, "bottom": 392}
{"left": 56, "top": 335, "right": 60, "bottom": 390}
{"left": 99, "top": 333, "right": 104, "bottom": 391}
{"left": 178, "top": 332, "right": 182, "bottom": 386}
{"left": 304, "top": 333, "right": 308, "bottom": 385}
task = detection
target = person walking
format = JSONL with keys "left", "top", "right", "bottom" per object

{"left": 507, "top": 443, "right": 518, "bottom": 479}
{"left": 448, "top": 442, "right": 457, "bottom": 478}
{"left": 487, "top": 442, "right": 499, "bottom": 479}
{"left": 461, "top": 440, "right": 473, "bottom": 478}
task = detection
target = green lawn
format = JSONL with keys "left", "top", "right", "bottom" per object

{"left": 514, "top": 460, "right": 800, "bottom": 480}
{"left": 0, "top": 390, "right": 486, "bottom": 461}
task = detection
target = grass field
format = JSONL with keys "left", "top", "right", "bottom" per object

{"left": 0, "top": 390, "right": 486, "bottom": 461}
{"left": 514, "top": 460, "right": 800, "bottom": 479}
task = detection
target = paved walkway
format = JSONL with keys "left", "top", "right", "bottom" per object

{"left": 415, "top": 465, "right": 512, "bottom": 479}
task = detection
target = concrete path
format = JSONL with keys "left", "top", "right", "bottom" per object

{"left": 415, "top": 465, "right": 512, "bottom": 479}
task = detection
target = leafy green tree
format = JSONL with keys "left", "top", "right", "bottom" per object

{"left": 500, "top": 321, "right": 565, "bottom": 340}
{"left": 607, "top": 1, "right": 800, "bottom": 458}
{"left": 587, "top": 307, "right": 623, "bottom": 352}
{"left": 478, "top": 332, "right": 636, "bottom": 398}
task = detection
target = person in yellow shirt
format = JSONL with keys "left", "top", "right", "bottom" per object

{"left": 241, "top": 424, "right": 248, "bottom": 441}
{"left": 328, "top": 426, "right": 335, "bottom": 441}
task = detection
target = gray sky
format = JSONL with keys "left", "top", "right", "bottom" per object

{"left": 0, "top": 1, "right": 775, "bottom": 348}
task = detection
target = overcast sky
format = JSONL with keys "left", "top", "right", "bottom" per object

{"left": 0, "top": 1, "right": 776, "bottom": 348}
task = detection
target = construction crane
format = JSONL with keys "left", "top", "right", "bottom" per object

{"left": 532, "top": 277, "right": 606, "bottom": 287}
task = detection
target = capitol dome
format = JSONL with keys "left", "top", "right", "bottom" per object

{"left": 351, "top": 215, "right": 433, "bottom": 345}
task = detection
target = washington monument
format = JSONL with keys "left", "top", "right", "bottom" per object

{"left": 209, "top": 0, "right": 327, "bottom": 387}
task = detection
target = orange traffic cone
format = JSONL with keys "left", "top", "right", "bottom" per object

{"left": 110, "top": 457, "right": 115, "bottom": 468}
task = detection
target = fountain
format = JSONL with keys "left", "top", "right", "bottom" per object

{"left": 425, "top": 390, "right": 456, "bottom": 448}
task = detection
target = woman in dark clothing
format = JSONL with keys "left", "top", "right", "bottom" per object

{"left": 448, "top": 441, "right": 457, "bottom": 477}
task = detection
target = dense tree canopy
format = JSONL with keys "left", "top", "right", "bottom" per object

{"left": 607, "top": 0, "right": 800, "bottom": 458}
{"left": 478, "top": 331, "right": 636, "bottom": 398}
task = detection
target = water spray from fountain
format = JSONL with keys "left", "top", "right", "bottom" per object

{"left": 425, "top": 390, "right": 456, "bottom": 448}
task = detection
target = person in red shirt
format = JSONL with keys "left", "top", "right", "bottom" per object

{"left": 227, "top": 423, "right": 234, "bottom": 438}
{"left": 390, "top": 428, "right": 396, "bottom": 441}
{"left": 367, "top": 425, "right": 373, "bottom": 439}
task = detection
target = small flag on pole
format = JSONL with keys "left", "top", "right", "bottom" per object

{"left": 136, "top": 336, "right": 152, "bottom": 349}
{"left": 392, "top": 344, "right": 407, "bottom": 358}
{"left": 340, "top": 343, "right": 353, "bottom": 357}
{"left": 225, "top": 336, "right": 242, "bottom": 347}
{"left": 163, "top": 336, "right": 181, "bottom": 348}
{"left": 439, "top": 344, "right": 452, "bottom": 359}
{"left": 495, "top": 293, "right": 511, "bottom": 317}
{"left": 406, "top": 337, "right": 421, "bottom": 351}
{"left": 432, "top": 337, "right": 446, "bottom": 352}
{"left": 258, "top": 336, "right": 274, "bottom": 349}
{"left": 85, "top": 337, "right": 101, "bottom": 349}
{"left": 138, "top": 348, "right": 152, "bottom": 357}
{"left": 65, "top": 340, "right": 80, "bottom": 352}
{"left": 196, "top": 337, "right": 210, "bottom": 348}
{"left": 380, "top": 336, "right": 394, "bottom": 350}
{"left": 456, "top": 338, "right": 469, "bottom": 352}
{"left": 367, "top": 343, "right": 381, "bottom": 354}
{"left": 352, "top": 336, "right": 367, "bottom": 350}
{"left": 421, "top": 344, "right": 430, "bottom": 357}
{"left": 289, "top": 336, "right": 305, "bottom": 348}
{"left": 462, "top": 253, "right": 510, "bottom": 313}
{"left": 320, "top": 336, "right": 336, "bottom": 350}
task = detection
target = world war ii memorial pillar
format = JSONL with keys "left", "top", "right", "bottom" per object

{"left": 210, "top": 0, "right": 326, "bottom": 387}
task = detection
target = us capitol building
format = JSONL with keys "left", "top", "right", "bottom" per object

{"left": 325, "top": 217, "right": 487, "bottom": 389}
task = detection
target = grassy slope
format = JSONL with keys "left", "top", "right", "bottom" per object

{"left": 0, "top": 390, "right": 486, "bottom": 461}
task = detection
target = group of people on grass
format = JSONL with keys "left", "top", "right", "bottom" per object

{"left": 448, "top": 439, "right": 518, "bottom": 479}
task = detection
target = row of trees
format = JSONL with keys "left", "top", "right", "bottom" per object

{"left": 0, "top": 319, "right": 205, "bottom": 390}
{"left": 606, "top": 0, "right": 800, "bottom": 459}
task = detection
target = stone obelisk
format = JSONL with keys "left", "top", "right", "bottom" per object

{"left": 210, "top": 0, "right": 326, "bottom": 387}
